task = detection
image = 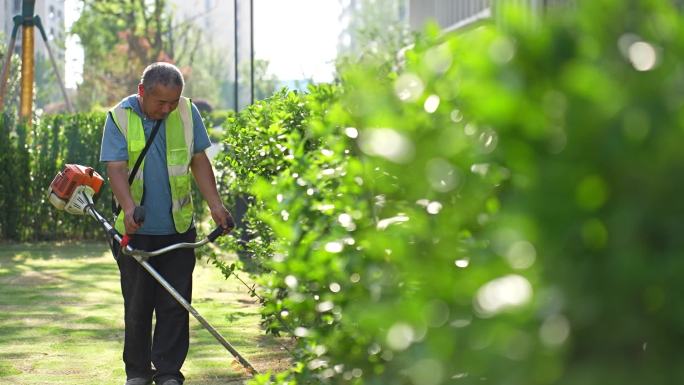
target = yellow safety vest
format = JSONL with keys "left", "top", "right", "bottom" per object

{"left": 110, "top": 97, "right": 195, "bottom": 234}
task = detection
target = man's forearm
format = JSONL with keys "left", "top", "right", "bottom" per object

{"left": 106, "top": 161, "right": 136, "bottom": 212}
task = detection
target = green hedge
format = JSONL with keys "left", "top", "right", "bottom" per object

{"left": 0, "top": 113, "right": 112, "bottom": 241}
{"left": 213, "top": 1, "right": 684, "bottom": 384}
{"left": 0, "top": 110, "right": 215, "bottom": 241}
{"left": 0, "top": 113, "right": 25, "bottom": 240}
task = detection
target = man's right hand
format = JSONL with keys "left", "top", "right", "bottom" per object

{"left": 107, "top": 161, "right": 141, "bottom": 235}
{"left": 123, "top": 206, "right": 143, "bottom": 234}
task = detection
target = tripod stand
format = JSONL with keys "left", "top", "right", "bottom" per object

{"left": 0, "top": 0, "right": 73, "bottom": 119}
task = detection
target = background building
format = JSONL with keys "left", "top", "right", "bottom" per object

{"left": 408, "top": 0, "right": 490, "bottom": 32}
{"left": 168, "top": 0, "right": 235, "bottom": 54}
{"left": 339, "top": 0, "right": 409, "bottom": 54}
{"left": 1, "top": 0, "right": 66, "bottom": 110}
{"left": 168, "top": 0, "right": 255, "bottom": 111}
{"left": 337, "top": 0, "right": 411, "bottom": 71}
{"left": 0, "top": 0, "right": 65, "bottom": 62}
{"left": 408, "top": 0, "right": 571, "bottom": 31}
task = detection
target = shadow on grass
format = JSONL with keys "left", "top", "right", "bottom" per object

{"left": 0, "top": 242, "right": 121, "bottom": 368}
{"left": 0, "top": 241, "right": 112, "bottom": 260}
{"left": 0, "top": 242, "right": 292, "bottom": 383}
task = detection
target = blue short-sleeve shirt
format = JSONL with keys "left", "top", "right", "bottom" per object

{"left": 100, "top": 94, "right": 211, "bottom": 235}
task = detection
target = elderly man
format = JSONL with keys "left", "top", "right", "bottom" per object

{"left": 100, "top": 62, "right": 233, "bottom": 385}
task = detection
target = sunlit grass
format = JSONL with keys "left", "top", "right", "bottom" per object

{"left": 0, "top": 242, "right": 290, "bottom": 384}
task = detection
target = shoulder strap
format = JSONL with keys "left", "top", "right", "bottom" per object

{"left": 112, "top": 118, "right": 163, "bottom": 216}
{"left": 128, "top": 118, "right": 162, "bottom": 185}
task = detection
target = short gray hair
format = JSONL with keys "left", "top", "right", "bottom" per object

{"left": 141, "top": 62, "right": 184, "bottom": 91}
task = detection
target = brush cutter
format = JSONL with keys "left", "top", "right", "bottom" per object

{"left": 48, "top": 164, "right": 258, "bottom": 376}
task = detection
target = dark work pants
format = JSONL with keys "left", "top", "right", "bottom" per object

{"left": 115, "top": 228, "right": 197, "bottom": 384}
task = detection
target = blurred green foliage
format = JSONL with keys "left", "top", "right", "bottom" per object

{"left": 213, "top": 1, "right": 684, "bottom": 384}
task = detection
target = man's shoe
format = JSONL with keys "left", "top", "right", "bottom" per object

{"left": 125, "top": 378, "right": 152, "bottom": 385}
{"left": 159, "top": 379, "right": 181, "bottom": 385}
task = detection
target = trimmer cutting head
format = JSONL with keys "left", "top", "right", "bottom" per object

{"left": 48, "top": 164, "right": 104, "bottom": 215}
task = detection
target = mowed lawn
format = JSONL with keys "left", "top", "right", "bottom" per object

{"left": 0, "top": 242, "right": 290, "bottom": 385}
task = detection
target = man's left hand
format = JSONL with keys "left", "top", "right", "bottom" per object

{"left": 210, "top": 204, "right": 235, "bottom": 233}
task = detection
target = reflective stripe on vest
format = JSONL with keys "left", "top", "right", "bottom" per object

{"left": 111, "top": 97, "right": 195, "bottom": 234}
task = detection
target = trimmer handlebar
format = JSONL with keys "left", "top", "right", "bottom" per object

{"left": 207, "top": 225, "right": 227, "bottom": 243}
{"left": 79, "top": 193, "right": 229, "bottom": 261}
{"left": 133, "top": 206, "right": 145, "bottom": 224}
{"left": 120, "top": 224, "right": 227, "bottom": 259}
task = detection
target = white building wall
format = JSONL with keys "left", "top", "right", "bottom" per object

{"left": 409, "top": 0, "right": 490, "bottom": 32}
{"left": 408, "top": 0, "right": 570, "bottom": 32}
{"left": 36, "top": 0, "right": 65, "bottom": 60}
{"left": 0, "top": 0, "right": 65, "bottom": 59}
{"left": 0, "top": 0, "right": 21, "bottom": 42}
{"left": 168, "top": 0, "right": 235, "bottom": 53}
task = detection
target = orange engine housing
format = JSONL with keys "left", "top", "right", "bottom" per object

{"left": 50, "top": 164, "right": 104, "bottom": 201}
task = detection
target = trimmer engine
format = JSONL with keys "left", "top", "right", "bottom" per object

{"left": 48, "top": 164, "right": 104, "bottom": 215}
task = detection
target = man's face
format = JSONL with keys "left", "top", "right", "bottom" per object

{"left": 138, "top": 83, "right": 182, "bottom": 120}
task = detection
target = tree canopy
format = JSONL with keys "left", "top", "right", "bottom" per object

{"left": 71, "top": 0, "right": 217, "bottom": 109}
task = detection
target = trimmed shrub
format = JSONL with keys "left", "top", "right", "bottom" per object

{"left": 0, "top": 113, "right": 111, "bottom": 241}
